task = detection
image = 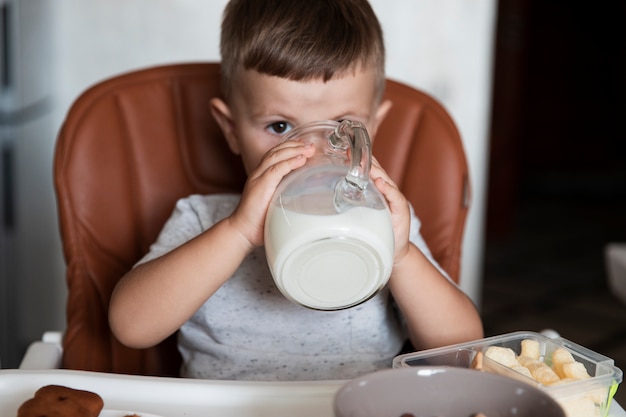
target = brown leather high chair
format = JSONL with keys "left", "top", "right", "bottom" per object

{"left": 54, "top": 63, "right": 470, "bottom": 376}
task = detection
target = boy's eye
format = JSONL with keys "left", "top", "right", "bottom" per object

{"left": 267, "top": 121, "right": 293, "bottom": 135}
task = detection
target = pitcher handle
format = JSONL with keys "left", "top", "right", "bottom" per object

{"left": 335, "top": 120, "right": 371, "bottom": 190}
{"left": 333, "top": 120, "right": 376, "bottom": 212}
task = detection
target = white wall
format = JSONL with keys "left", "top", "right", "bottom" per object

{"left": 17, "top": 0, "right": 495, "bottom": 354}
{"left": 370, "top": 1, "right": 497, "bottom": 305}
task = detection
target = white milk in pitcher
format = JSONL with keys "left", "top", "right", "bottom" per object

{"left": 265, "top": 205, "right": 394, "bottom": 310}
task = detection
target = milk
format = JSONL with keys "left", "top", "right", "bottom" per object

{"left": 265, "top": 205, "right": 394, "bottom": 310}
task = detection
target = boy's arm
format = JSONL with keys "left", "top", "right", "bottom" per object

{"left": 109, "top": 141, "right": 315, "bottom": 349}
{"left": 371, "top": 163, "right": 483, "bottom": 350}
{"left": 388, "top": 243, "right": 484, "bottom": 350}
{"left": 109, "top": 216, "right": 253, "bottom": 349}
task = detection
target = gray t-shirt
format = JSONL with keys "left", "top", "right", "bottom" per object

{"left": 138, "top": 194, "right": 445, "bottom": 381}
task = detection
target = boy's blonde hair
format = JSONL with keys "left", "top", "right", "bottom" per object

{"left": 219, "top": 0, "right": 385, "bottom": 100}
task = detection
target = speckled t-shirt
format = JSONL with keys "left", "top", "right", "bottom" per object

{"left": 137, "top": 194, "right": 446, "bottom": 381}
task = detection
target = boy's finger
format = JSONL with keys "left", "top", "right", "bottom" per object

{"left": 251, "top": 143, "right": 313, "bottom": 180}
{"left": 370, "top": 165, "right": 396, "bottom": 188}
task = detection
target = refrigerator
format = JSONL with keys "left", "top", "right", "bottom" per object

{"left": 0, "top": 0, "right": 63, "bottom": 368}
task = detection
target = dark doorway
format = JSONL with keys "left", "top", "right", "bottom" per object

{"left": 482, "top": 0, "right": 626, "bottom": 405}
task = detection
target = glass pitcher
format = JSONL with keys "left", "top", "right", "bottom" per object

{"left": 264, "top": 120, "right": 394, "bottom": 310}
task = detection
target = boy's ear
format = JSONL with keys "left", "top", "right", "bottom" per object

{"left": 373, "top": 99, "right": 393, "bottom": 137}
{"left": 209, "top": 97, "right": 241, "bottom": 155}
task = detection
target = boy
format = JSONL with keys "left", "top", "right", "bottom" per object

{"left": 109, "top": 0, "right": 483, "bottom": 380}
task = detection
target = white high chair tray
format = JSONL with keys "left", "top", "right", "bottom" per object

{"left": 2, "top": 369, "right": 625, "bottom": 417}
{"left": 0, "top": 369, "right": 344, "bottom": 417}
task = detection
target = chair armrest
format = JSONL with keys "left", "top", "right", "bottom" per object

{"left": 19, "top": 331, "right": 63, "bottom": 369}
{"left": 606, "top": 243, "right": 626, "bottom": 305}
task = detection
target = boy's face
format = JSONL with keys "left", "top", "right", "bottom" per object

{"left": 210, "top": 67, "right": 391, "bottom": 174}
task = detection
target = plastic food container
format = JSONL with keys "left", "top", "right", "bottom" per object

{"left": 393, "top": 331, "right": 623, "bottom": 417}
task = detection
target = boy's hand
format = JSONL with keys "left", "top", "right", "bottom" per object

{"left": 370, "top": 157, "right": 411, "bottom": 264}
{"left": 228, "top": 141, "right": 315, "bottom": 248}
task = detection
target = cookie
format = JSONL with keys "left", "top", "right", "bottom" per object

{"left": 17, "top": 384, "right": 104, "bottom": 417}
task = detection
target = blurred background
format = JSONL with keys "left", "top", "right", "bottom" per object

{"left": 481, "top": 0, "right": 626, "bottom": 405}
{"left": 0, "top": 1, "right": 624, "bottom": 401}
